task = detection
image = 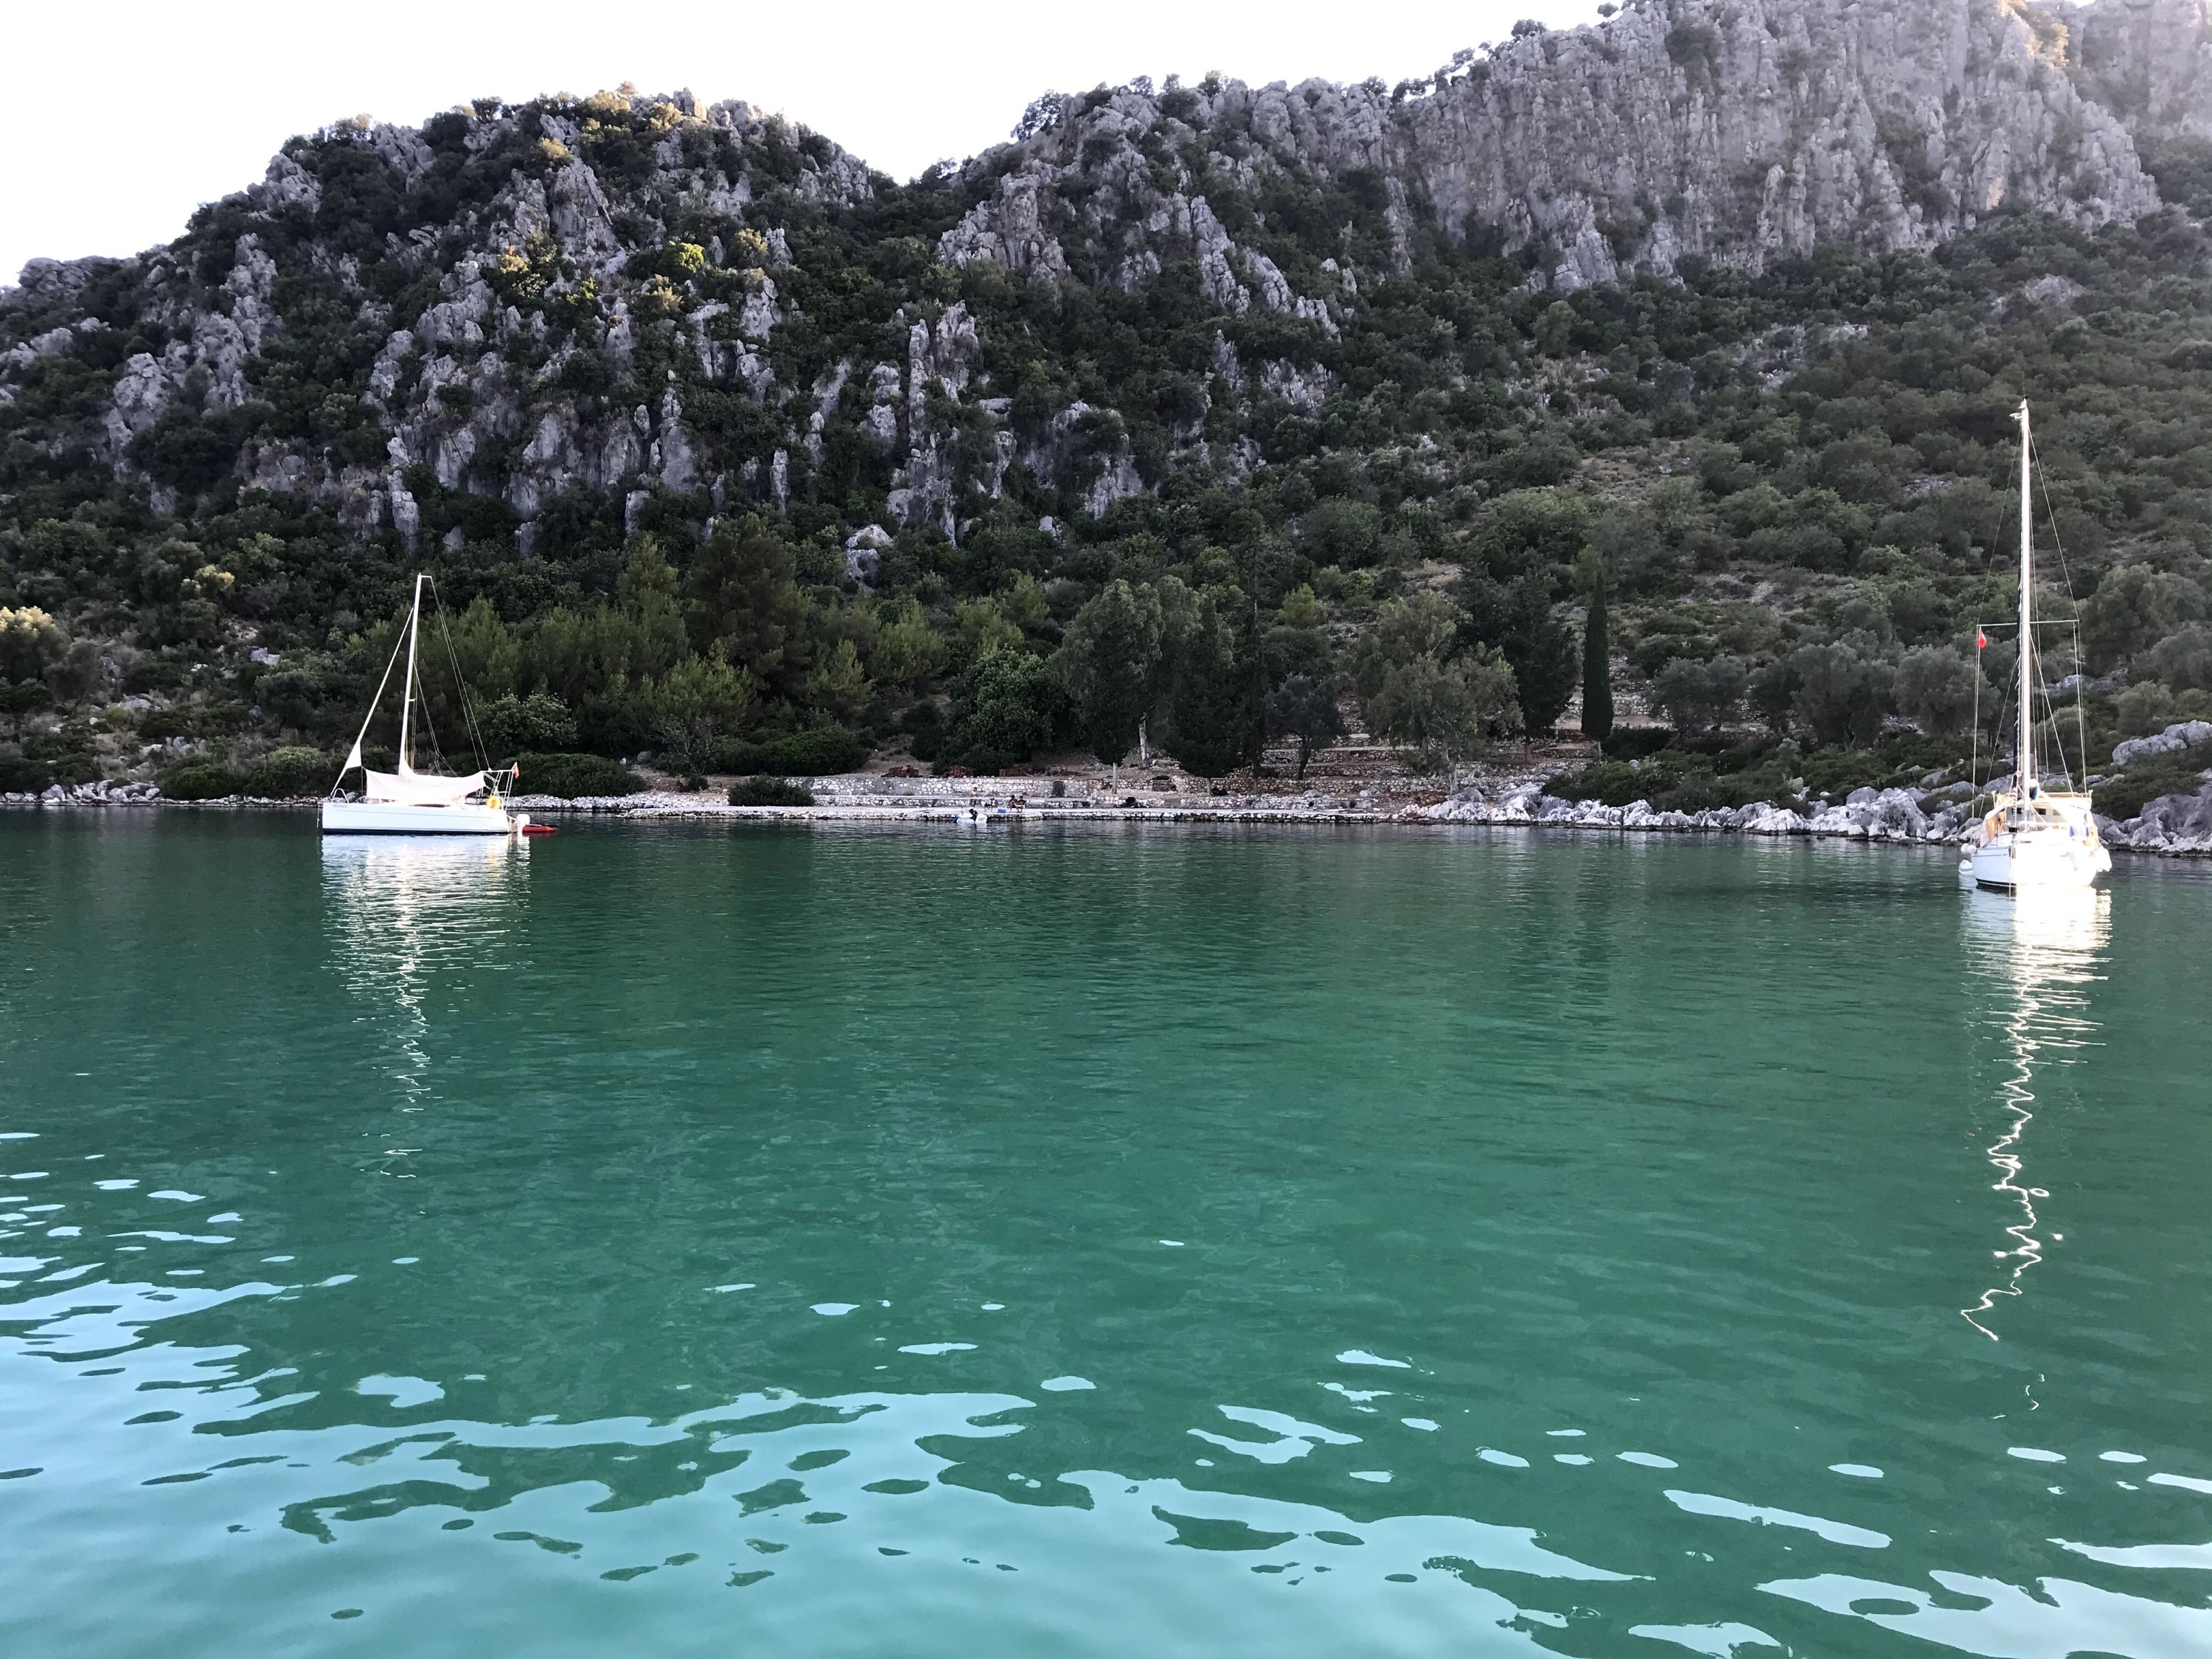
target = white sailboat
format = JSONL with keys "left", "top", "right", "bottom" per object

{"left": 321, "top": 574, "right": 526, "bottom": 837}
{"left": 1958, "top": 402, "right": 2110, "bottom": 894}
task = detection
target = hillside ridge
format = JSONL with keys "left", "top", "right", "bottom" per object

{"left": 1, "top": 0, "right": 2202, "bottom": 550}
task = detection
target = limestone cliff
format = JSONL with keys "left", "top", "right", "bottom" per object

{"left": 1, "top": 0, "right": 2208, "bottom": 550}
{"left": 947, "top": 0, "right": 2166, "bottom": 296}
{"left": 2065, "top": 0, "right": 2212, "bottom": 142}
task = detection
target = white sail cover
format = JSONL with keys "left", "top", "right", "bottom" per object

{"left": 362, "top": 762, "right": 487, "bottom": 806}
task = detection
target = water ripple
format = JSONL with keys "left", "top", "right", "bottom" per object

{"left": 4, "top": 819, "right": 2211, "bottom": 1656}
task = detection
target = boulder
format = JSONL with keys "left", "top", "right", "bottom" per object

{"left": 1807, "top": 787, "right": 1930, "bottom": 841}
{"left": 1865, "top": 787, "right": 1932, "bottom": 841}
{"left": 2112, "top": 720, "right": 2212, "bottom": 768}
{"left": 1491, "top": 787, "right": 1541, "bottom": 824}
{"left": 1745, "top": 806, "right": 1811, "bottom": 836}
{"left": 2127, "top": 783, "right": 2212, "bottom": 855}
{"left": 1808, "top": 805, "right": 1861, "bottom": 837}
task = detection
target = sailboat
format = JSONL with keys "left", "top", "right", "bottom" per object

{"left": 320, "top": 574, "right": 527, "bottom": 836}
{"left": 1958, "top": 402, "right": 2110, "bottom": 894}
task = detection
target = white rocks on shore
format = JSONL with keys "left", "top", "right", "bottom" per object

{"left": 1, "top": 780, "right": 166, "bottom": 807}
{"left": 1422, "top": 772, "right": 2212, "bottom": 858}
{"left": 1425, "top": 784, "right": 1964, "bottom": 844}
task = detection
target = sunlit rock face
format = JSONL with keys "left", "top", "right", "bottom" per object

{"left": 950, "top": 0, "right": 2172, "bottom": 297}
{"left": 2065, "top": 0, "right": 2212, "bottom": 143}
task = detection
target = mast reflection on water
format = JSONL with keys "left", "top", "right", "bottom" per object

{"left": 1958, "top": 886, "right": 2110, "bottom": 1340}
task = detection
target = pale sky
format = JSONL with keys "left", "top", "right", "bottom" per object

{"left": 3, "top": 0, "right": 1604, "bottom": 286}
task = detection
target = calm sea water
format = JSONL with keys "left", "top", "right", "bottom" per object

{"left": 1, "top": 813, "right": 2209, "bottom": 1658}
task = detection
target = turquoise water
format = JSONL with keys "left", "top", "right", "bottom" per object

{"left": 2, "top": 813, "right": 2210, "bottom": 1658}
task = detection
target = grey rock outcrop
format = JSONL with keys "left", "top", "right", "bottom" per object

{"left": 1808, "top": 787, "right": 1935, "bottom": 840}
{"left": 2111, "top": 718, "right": 2212, "bottom": 765}
{"left": 2066, "top": 0, "right": 2212, "bottom": 143}
{"left": 948, "top": 0, "right": 2173, "bottom": 296}
{"left": 2122, "top": 780, "right": 2212, "bottom": 852}
{"left": 1397, "top": 0, "right": 2157, "bottom": 289}
{"left": 1, "top": 91, "right": 876, "bottom": 543}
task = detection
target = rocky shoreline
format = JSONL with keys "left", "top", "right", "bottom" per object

{"left": 1422, "top": 782, "right": 2212, "bottom": 857}
{"left": 10, "top": 774, "right": 2211, "bottom": 856}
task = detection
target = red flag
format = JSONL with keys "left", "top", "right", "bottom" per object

{"left": 1976, "top": 630, "right": 1988, "bottom": 650}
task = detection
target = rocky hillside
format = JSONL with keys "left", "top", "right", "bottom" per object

{"left": 953, "top": 0, "right": 2159, "bottom": 293}
{"left": 3, "top": 0, "right": 2212, "bottom": 824}
{"left": 0, "top": 0, "right": 2190, "bottom": 551}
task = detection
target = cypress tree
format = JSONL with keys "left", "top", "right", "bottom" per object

{"left": 1580, "top": 571, "right": 1614, "bottom": 742}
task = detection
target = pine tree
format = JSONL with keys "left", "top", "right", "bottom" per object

{"left": 1580, "top": 568, "right": 1614, "bottom": 742}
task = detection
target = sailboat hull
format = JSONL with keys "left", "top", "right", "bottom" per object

{"left": 321, "top": 801, "right": 523, "bottom": 836}
{"left": 1960, "top": 830, "right": 2110, "bottom": 894}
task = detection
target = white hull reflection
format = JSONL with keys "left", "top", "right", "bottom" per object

{"left": 321, "top": 832, "right": 529, "bottom": 1113}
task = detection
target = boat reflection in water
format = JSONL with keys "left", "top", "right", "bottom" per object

{"left": 1958, "top": 884, "right": 2110, "bottom": 1340}
{"left": 321, "top": 834, "right": 529, "bottom": 1114}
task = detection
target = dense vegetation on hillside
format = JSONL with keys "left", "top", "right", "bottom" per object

{"left": 4, "top": 83, "right": 2212, "bottom": 801}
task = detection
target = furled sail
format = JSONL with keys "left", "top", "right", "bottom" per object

{"left": 362, "top": 762, "right": 487, "bottom": 806}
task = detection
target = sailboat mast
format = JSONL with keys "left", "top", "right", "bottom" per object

{"left": 2016, "top": 401, "right": 2035, "bottom": 793}
{"left": 397, "top": 572, "right": 425, "bottom": 773}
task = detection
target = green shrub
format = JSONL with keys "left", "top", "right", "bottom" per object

{"left": 48, "top": 751, "right": 102, "bottom": 786}
{"left": 0, "top": 756, "right": 52, "bottom": 792}
{"left": 1601, "top": 727, "right": 1674, "bottom": 761}
{"left": 728, "top": 775, "right": 815, "bottom": 807}
{"left": 1796, "top": 748, "right": 1901, "bottom": 798}
{"left": 478, "top": 692, "right": 577, "bottom": 755}
{"left": 245, "top": 746, "right": 333, "bottom": 798}
{"left": 140, "top": 703, "right": 248, "bottom": 741}
{"left": 1798, "top": 735, "right": 1965, "bottom": 798}
{"left": 2096, "top": 753, "right": 2211, "bottom": 822}
{"left": 709, "top": 727, "right": 869, "bottom": 776}
{"left": 514, "top": 751, "right": 645, "bottom": 798}
{"left": 1547, "top": 759, "right": 1646, "bottom": 805}
{"left": 159, "top": 757, "right": 246, "bottom": 800}
{"left": 1547, "top": 745, "right": 1806, "bottom": 813}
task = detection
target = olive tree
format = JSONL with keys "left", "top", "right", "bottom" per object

{"left": 1895, "top": 645, "right": 1980, "bottom": 735}
{"left": 1650, "top": 655, "right": 1747, "bottom": 736}
{"left": 1352, "top": 592, "right": 1523, "bottom": 774}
